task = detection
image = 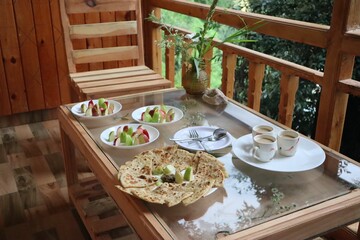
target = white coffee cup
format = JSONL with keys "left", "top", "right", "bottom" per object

{"left": 252, "top": 125, "right": 275, "bottom": 138}
{"left": 252, "top": 134, "right": 277, "bottom": 162}
{"left": 277, "top": 130, "right": 300, "bottom": 157}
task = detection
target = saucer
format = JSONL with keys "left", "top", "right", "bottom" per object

{"left": 232, "top": 134, "right": 325, "bottom": 172}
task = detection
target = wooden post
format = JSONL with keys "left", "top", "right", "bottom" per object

{"left": 221, "top": 53, "right": 237, "bottom": 98}
{"left": 278, "top": 74, "right": 299, "bottom": 127}
{"left": 165, "top": 34, "right": 175, "bottom": 86}
{"left": 204, "top": 48, "right": 213, "bottom": 87}
{"left": 315, "top": 0, "right": 356, "bottom": 150}
{"left": 247, "top": 62, "right": 265, "bottom": 111}
{"left": 142, "top": 1, "right": 162, "bottom": 74}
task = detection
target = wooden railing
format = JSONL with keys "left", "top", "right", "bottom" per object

{"left": 143, "top": 0, "right": 360, "bottom": 151}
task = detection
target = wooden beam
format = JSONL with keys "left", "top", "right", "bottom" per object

{"left": 337, "top": 79, "right": 360, "bottom": 97}
{"left": 148, "top": 0, "right": 329, "bottom": 48}
{"left": 247, "top": 62, "right": 265, "bottom": 111}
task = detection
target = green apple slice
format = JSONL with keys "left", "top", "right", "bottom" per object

{"left": 108, "top": 131, "right": 115, "bottom": 142}
{"left": 183, "top": 166, "right": 193, "bottom": 181}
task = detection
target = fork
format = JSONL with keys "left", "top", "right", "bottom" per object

{"left": 189, "top": 130, "right": 211, "bottom": 152}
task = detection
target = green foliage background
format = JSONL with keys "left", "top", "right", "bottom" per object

{"left": 161, "top": 0, "right": 360, "bottom": 159}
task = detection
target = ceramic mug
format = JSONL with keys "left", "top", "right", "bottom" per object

{"left": 252, "top": 134, "right": 277, "bottom": 162}
{"left": 277, "top": 130, "right": 300, "bottom": 157}
{"left": 252, "top": 125, "right": 275, "bottom": 138}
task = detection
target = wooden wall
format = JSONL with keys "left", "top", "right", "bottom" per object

{"left": 0, "top": 0, "right": 71, "bottom": 116}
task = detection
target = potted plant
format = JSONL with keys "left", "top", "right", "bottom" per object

{"left": 149, "top": 0, "right": 259, "bottom": 95}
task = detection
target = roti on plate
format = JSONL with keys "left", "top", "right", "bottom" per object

{"left": 116, "top": 145, "right": 228, "bottom": 206}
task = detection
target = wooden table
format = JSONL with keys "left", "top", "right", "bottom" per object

{"left": 58, "top": 89, "right": 360, "bottom": 240}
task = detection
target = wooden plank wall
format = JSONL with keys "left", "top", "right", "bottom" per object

{"left": 0, "top": 0, "right": 71, "bottom": 116}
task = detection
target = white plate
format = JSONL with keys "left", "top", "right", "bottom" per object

{"left": 100, "top": 124, "right": 159, "bottom": 149}
{"left": 173, "top": 126, "right": 232, "bottom": 151}
{"left": 232, "top": 134, "right": 326, "bottom": 172}
{"left": 71, "top": 99, "right": 122, "bottom": 119}
{"left": 131, "top": 105, "right": 183, "bottom": 125}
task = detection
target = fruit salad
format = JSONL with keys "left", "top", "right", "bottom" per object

{"left": 140, "top": 105, "right": 175, "bottom": 123}
{"left": 107, "top": 125, "right": 150, "bottom": 146}
{"left": 81, "top": 98, "right": 115, "bottom": 116}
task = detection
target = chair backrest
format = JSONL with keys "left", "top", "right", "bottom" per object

{"left": 60, "top": 0, "right": 145, "bottom": 73}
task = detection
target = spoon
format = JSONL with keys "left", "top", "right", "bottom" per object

{"left": 207, "top": 128, "right": 228, "bottom": 141}
{"left": 170, "top": 128, "right": 228, "bottom": 142}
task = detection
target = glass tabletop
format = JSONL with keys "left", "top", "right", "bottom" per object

{"left": 66, "top": 89, "right": 360, "bottom": 239}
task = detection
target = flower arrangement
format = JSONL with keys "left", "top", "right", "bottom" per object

{"left": 148, "top": 0, "right": 261, "bottom": 94}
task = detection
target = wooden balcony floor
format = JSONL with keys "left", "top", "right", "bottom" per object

{"left": 0, "top": 113, "right": 343, "bottom": 240}
{"left": 0, "top": 119, "right": 92, "bottom": 239}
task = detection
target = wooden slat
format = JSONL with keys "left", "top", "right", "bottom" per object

{"left": 32, "top": 0, "right": 61, "bottom": 108}
{"left": 328, "top": 91, "right": 349, "bottom": 151}
{"left": 338, "top": 79, "right": 360, "bottom": 97}
{"left": 0, "top": 42, "right": 12, "bottom": 116}
{"left": 73, "top": 68, "right": 155, "bottom": 82}
{"left": 65, "top": 0, "right": 137, "bottom": 14}
{"left": 70, "top": 65, "right": 148, "bottom": 78}
{"left": 0, "top": 0, "right": 28, "bottom": 113}
{"left": 91, "top": 214, "right": 128, "bottom": 234}
{"left": 278, "top": 74, "right": 299, "bottom": 127}
{"left": 221, "top": 54, "right": 237, "bottom": 98}
{"left": 72, "top": 46, "right": 139, "bottom": 64}
{"left": 77, "top": 73, "right": 164, "bottom": 88}
{"left": 70, "top": 21, "right": 137, "bottom": 39}
{"left": 50, "top": 0, "right": 72, "bottom": 104}
{"left": 14, "top": 0, "right": 45, "bottom": 111}
{"left": 342, "top": 33, "right": 360, "bottom": 55}
{"left": 82, "top": 79, "right": 170, "bottom": 95}
{"left": 247, "top": 62, "right": 265, "bottom": 111}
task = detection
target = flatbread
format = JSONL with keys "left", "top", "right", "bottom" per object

{"left": 195, "top": 151, "right": 226, "bottom": 187}
{"left": 169, "top": 149, "right": 195, "bottom": 171}
{"left": 120, "top": 171, "right": 158, "bottom": 188}
{"left": 182, "top": 178, "right": 215, "bottom": 206}
{"left": 116, "top": 146, "right": 228, "bottom": 206}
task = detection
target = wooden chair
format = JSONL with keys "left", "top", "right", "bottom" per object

{"left": 59, "top": 0, "right": 171, "bottom": 100}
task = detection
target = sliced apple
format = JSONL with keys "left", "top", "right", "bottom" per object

{"left": 85, "top": 108, "right": 92, "bottom": 116}
{"left": 137, "top": 133, "right": 149, "bottom": 144}
{"left": 98, "top": 98, "right": 106, "bottom": 109}
{"left": 80, "top": 103, "right": 87, "bottom": 113}
{"left": 113, "top": 137, "right": 121, "bottom": 146}
{"left": 151, "top": 110, "right": 160, "bottom": 123}
{"left": 125, "top": 134, "right": 133, "bottom": 146}
{"left": 166, "top": 108, "right": 175, "bottom": 122}
{"left": 108, "top": 131, "right": 115, "bottom": 142}
{"left": 108, "top": 103, "right": 114, "bottom": 114}
{"left": 88, "top": 100, "right": 94, "bottom": 108}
